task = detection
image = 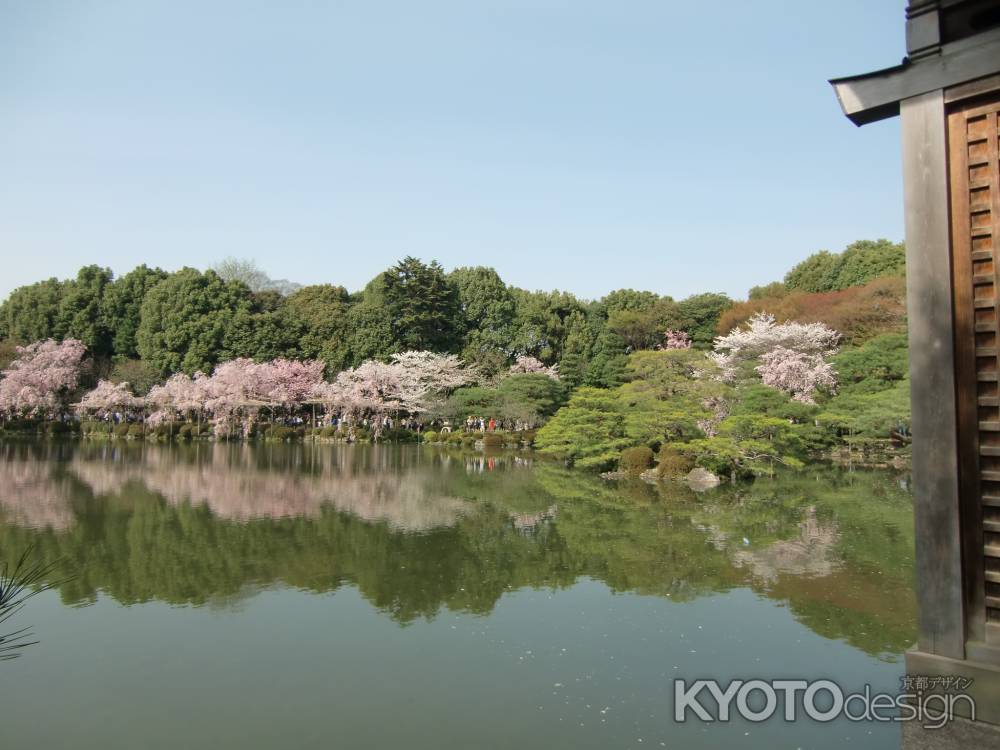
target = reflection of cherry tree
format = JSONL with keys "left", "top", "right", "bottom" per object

{"left": 74, "top": 380, "right": 143, "bottom": 420}
{"left": 0, "top": 452, "right": 75, "bottom": 530}
{"left": 61, "top": 444, "right": 473, "bottom": 530}
{"left": 0, "top": 339, "right": 86, "bottom": 419}
{"left": 728, "top": 506, "right": 841, "bottom": 584}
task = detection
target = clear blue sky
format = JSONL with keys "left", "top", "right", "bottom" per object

{"left": 0, "top": 0, "right": 906, "bottom": 302}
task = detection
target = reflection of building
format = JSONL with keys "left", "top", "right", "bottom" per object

{"left": 831, "top": 0, "right": 1000, "bottom": 729}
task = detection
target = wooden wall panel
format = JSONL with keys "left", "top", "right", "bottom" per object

{"left": 948, "top": 94, "right": 1000, "bottom": 647}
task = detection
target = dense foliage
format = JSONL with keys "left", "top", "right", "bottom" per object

{"left": 0, "top": 236, "right": 911, "bottom": 475}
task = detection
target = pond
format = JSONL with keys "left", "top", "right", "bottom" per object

{"left": 0, "top": 440, "right": 915, "bottom": 749}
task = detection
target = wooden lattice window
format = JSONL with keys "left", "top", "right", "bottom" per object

{"left": 949, "top": 93, "right": 1000, "bottom": 644}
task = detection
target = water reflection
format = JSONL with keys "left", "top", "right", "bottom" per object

{"left": 0, "top": 441, "right": 916, "bottom": 658}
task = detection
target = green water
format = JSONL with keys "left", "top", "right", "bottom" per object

{"left": 0, "top": 440, "right": 915, "bottom": 749}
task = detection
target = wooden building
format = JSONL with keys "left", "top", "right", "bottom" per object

{"left": 830, "top": 0, "right": 1000, "bottom": 725}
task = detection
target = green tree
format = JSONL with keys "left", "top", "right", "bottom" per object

{"left": 281, "top": 284, "right": 354, "bottom": 373}
{"left": 101, "top": 264, "right": 169, "bottom": 358}
{"left": 379, "top": 257, "right": 461, "bottom": 352}
{"left": 347, "top": 291, "right": 397, "bottom": 364}
{"left": 448, "top": 266, "right": 517, "bottom": 373}
{"left": 535, "top": 387, "right": 630, "bottom": 470}
{"left": 108, "top": 359, "right": 161, "bottom": 395}
{"left": 832, "top": 333, "right": 909, "bottom": 394}
{"left": 497, "top": 373, "right": 567, "bottom": 424}
{"left": 557, "top": 310, "right": 595, "bottom": 389}
{"left": 584, "top": 328, "right": 629, "bottom": 388}
{"left": 56, "top": 265, "right": 115, "bottom": 356}
{"left": 785, "top": 240, "right": 905, "bottom": 293}
{"left": 670, "top": 292, "right": 733, "bottom": 347}
{"left": 0, "top": 277, "right": 68, "bottom": 343}
{"left": 511, "top": 289, "right": 588, "bottom": 364}
{"left": 784, "top": 250, "right": 841, "bottom": 293}
{"left": 748, "top": 281, "right": 787, "bottom": 300}
{"left": 136, "top": 268, "right": 254, "bottom": 375}
{"left": 831, "top": 239, "right": 905, "bottom": 291}
{"left": 222, "top": 308, "right": 302, "bottom": 362}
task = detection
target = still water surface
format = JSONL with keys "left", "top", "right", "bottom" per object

{"left": 0, "top": 440, "right": 915, "bottom": 749}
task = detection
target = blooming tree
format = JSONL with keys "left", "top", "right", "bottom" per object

{"left": 710, "top": 313, "right": 840, "bottom": 379}
{"left": 509, "top": 355, "right": 560, "bottom": 381}
{"left": 259, "top": 359, "right": 325, "bottom": 409}
{"left": 146, "top": 372, "right": 211, "bottom": 426}
{"left": 662, "top": 330, "right": 692, "bottom": 350}
{"left": 709, "top": 312, "right": 840, "bottom": 404}
{"left": 0, "top": 339, "right": 87, "bottom": 419}
{"left": 756, "top": 347, "right": 837, "bottom": 404}
{"left": 390, "top": 351, "right": 477, "bottom": 412}
{"left": 74, "top": 380, "right": 143, "bottom": 420}
{"left": 312, "top": 361, "right": 404, "bottom": 432}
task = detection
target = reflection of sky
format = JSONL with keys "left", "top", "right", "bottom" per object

{"left": 0, "top": 582, "right": 906, "bottom": 750}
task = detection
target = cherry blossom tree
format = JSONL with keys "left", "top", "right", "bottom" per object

{"left": 662, "top": 330, "right": 692, "bottom": 350}
{"left": 390, "top": 351, "right": 477, "bottom": 412}
{"left": 509, "top": 355, "right": 560, "bottom": 381}
{"left": 74, "top": 380, "right": 143, "bottom": 420}
{"left": 258, "top": 358, "right": 325, "bottom": 408}
{"left": 146, "top": 372, "right": 211, "bottom": 426}
{"left": 0, "top": 339, "right": 87, "bottom": 419}
{"left": 756, "top": 346, "right": 837, "bottom": 404}
{"left": 710, "top": 313, "right": 840, "bottom": 379}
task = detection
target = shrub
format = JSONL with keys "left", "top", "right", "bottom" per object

{"left": 655, "top": 446, "right": 695, "bottom": 479}
{"left": 267, "top": 426, "right": 295, "bottom": 441}
{"left": 619, "top": 446, "right": 654, "bottom": 475}
{"left": 353, "top": 426, "right": 371, "bottom": 442}
{"left": 445, "top": 431, "right": 465, "bottom": 444}
{"left": 178, "top": 424, "right": 193, "bottom": 440}
{"left": 422, "top": 430, "right": 438, "bottom": 443}
{"left": 81, "top": 420, "right": 106, "bottom": 435}
{"left": 321, "top": 426, "right": 337, "bottom": 438}
{"left": 127, "top": 424, "right": 144, "bottom": 439}
{"left": 382, "top": 428, "right": 418, "bottom": 443}
{"left": 113, "top": 424, "right": 131, "bottom": 438}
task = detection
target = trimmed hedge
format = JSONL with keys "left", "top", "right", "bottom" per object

{"left": 656, "top": 446, "right": 695, "bottom": 479}
{"left": 619, "top": 446, "right": 654, "bottom": 475}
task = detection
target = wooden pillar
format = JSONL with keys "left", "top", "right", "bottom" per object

{"left": 900, "top": 89, "right": 967, "bottom": 660}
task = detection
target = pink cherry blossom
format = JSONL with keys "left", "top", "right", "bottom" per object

{"left": 509, "top": 355, "right": 560, "bottom": 381}
{"left": 0, "top": 338, "right": 86, "bottom": 419}
{"left": 710, "top": 313, "right": 840, "bottom": 380}
{"left": 662, "top": 330, "right": 692, "bottom": 350}
{"left": 756, "top": 346, "right": 837, "bottom": 404}
{"left": 74, "top": 380, "right": 143, "bottom": 419}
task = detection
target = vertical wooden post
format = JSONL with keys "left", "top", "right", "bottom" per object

{"left": 901, "top": 89, "right": 966, "bottom": 660}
